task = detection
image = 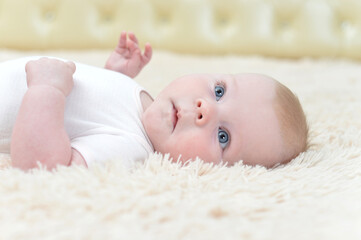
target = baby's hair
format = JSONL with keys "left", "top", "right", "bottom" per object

{"left": 273, "top": 80, "right": 308, "bottom": 164}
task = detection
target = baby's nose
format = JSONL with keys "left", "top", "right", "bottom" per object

{"left": 195, "top": 99, "right": 213, "bottom": 126}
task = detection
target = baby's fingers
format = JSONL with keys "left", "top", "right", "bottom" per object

{"left": 25, "top": 60, "right": 36, "bottom": 73}
{"left": 142, "top": 43, "right": 153, "bottom": 64}
{"left": 118, "top": 31, "right": 127, "bottom": 49}
{"left": 66, "top": 61, "right": 76, "bottom": 73}
{"left": 128, "top": 32, "right": 139, "bottom": 45}
{"left": 127, "top": 39, "right": 139, "bottom": 53}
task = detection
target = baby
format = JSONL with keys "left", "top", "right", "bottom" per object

{"left": 0, "top": 32, "right": 308, "bottom": 171}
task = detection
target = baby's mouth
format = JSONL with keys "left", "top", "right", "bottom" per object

{"left": 172, "top": 103, "right": 178, "bottom": 132}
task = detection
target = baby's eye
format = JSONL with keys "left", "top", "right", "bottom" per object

{"left": 215, "top": 85, "right": 225, "bottom": 101}
{"left": 218, "top": 128, "right": 229, "bottom": 149}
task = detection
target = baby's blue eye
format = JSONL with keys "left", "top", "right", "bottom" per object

{"left": 215, "top": 85, "right": 224, "bottom": 101}
{"left": 218, "top": 129, "right": 229, "bottom": 149}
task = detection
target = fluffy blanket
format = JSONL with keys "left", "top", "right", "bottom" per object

{"left": 0, "top": 50, "right": 360, "bottom": 240}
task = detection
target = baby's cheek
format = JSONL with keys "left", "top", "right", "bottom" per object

{"left": 172, "top": 133, "right": 216, "bottom": 163}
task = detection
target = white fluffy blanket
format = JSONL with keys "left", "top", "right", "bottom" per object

{"left": 0, "top": 50, "right": 361, "bottom": 240}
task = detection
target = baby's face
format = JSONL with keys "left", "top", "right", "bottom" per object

{"left": 142, "top": 73, "right": 284, "bottom": 167}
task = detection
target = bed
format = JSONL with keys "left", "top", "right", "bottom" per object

{"left": 0, "top": 0, "right": 361, "bottom": 239}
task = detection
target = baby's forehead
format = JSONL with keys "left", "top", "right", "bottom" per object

{"left": 232, "top": 74, "right": 276, "bottom": 98}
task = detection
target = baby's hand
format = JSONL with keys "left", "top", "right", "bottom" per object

{"left": 25, "top": 57, "right": 76, "bottom": 96}
{"left": 105, "top": 31, "right": 152, "bottom": 78}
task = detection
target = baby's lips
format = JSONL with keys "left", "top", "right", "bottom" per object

{"left": 172, "top": 104, "right": 178, "bottom": 131}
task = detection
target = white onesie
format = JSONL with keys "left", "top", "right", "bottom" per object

{"left": 0, "top": 57, "right": 154, "bottom": 168}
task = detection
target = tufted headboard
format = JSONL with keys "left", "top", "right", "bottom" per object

{"left": 0, "top": 0, "right": 361, "bottom": 59}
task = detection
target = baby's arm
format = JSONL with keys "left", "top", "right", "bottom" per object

{"left": 11, "top": 58, "right": 86, "bottom": 170}
{"left": 105, "top": 31, "right": 152, "bottom": 78}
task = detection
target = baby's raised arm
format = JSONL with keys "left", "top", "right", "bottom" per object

{"left": 11, "top": 58, "right": 86, "bottom": 170}
{"left": 105, "top": 31, "right": 152, "bottom": 78}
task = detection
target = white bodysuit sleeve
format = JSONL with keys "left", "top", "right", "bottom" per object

{"left": 70, "top": 134, "right": 148, "bottom": 169}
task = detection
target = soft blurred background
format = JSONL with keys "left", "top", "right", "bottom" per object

{"left": 1, "top": 0, "right": 361, "bottom": 57}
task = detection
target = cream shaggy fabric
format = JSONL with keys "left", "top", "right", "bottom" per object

{"left": 0, "top": 50, "right": 361, "bottom": 240}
